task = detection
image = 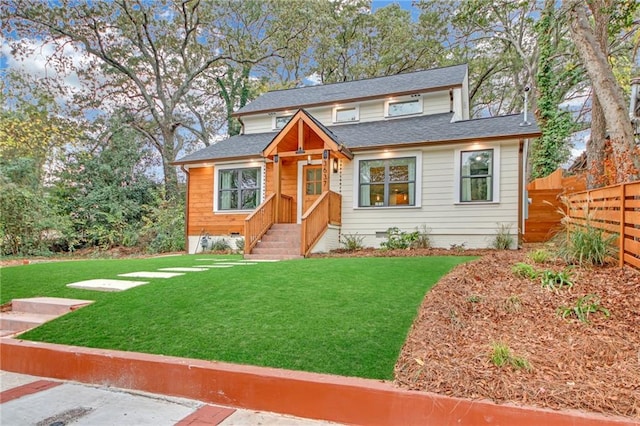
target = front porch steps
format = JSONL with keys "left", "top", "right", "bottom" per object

{"left": 0, "top": 297, "right": 93, "bottom": 337}
{"left": 245, "top": 224, "right": 304, "bottom": 261}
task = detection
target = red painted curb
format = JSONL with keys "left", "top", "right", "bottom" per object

{"left": 0, "top": 380, "right": 61, "bottom": 404}
{"left": 0, "top": 339, "right": 637, "bottom": 426}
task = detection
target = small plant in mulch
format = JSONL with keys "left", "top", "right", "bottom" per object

{"left": 503, "top": 295, "right": 523, "bottom": 313}
{"left": 380, "top": 227, "right": 419, "bottom": 250}
{"left": 528, "top": 248, "right": 551, "bottom": 264}
{"left": 449, "top": 242, "right": 466, "bottom": 253}
{"left": 553, "top": 221, "right": 618, "bottom": 267}
{"left": 209, "top": 238, "right": 231, "bottom": 252}
{"left": 466, "top": 294, "right": 483, "bottom": 303}
{"left": 558, "top": 294, "right": 610, "bottom": 323}
{"left": 490, "top": 342, "right": 532, "bottom": 371}
{"left": 341, "top": 233, "right": 365, "bottom": 251}
{"left": 511, "top": 262, "right": 537, "bottom": 279}
{"left": 540, "top": 269, "right": 573, "bottom": 291}
{"left": 491, "top": 223, "right": 514, "bottom": 250}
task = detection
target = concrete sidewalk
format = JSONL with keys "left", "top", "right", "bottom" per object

{"left": 0, "top": 371, "right": 340, "bottom": 425}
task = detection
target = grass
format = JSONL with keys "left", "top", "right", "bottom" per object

{"left": 1, "top": 254, "right": 474, "bottom": 380}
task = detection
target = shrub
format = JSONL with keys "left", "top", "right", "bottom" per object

{"left": 558, "top": 294, "right": 610, "bottom": 323}
{"left": 540, "top": 269, "right": 573, "bottom": 291}
{"left": 554, "top": 223, "right": 617, "bottom": 267}
{"left": 511, "top": 262, "right": 537, "bottom": 279}
{"left": 528, "top": 248, "right": 551, "bottom": 263}
{"left": 209, "top": 238, "right": 231, "bottom": 252}
{"left": 234, "top": 237, "right": 245, "bottom": 253}
{"left": 492, "top": 223, "right": 514, "bottom": 250}
{"left": 490, "top": 342, "right": 531, "bottom": 371}
{"left": 141, "top": 199, "right": 185, "bottom": 254}
{"left": 412, "top": 225, "right": 431, "bottom": 249}
{"left": 380, "top": 227, "right": 419, "bottom": 250}
{"left": 341, "top": 233, "right": 365, "bottom": 251}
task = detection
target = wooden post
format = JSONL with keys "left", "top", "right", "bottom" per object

{"left": 298, "top": 119, "right": 304, "bottom": 152}
{"left": 274, "top": 155, "right": 281, "bottom": 223}
{"left": 620, "top": 183, "right": 626, "bottom": 267}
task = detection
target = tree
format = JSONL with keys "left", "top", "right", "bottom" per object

{"left": 4, "top": 0, "right": 263, "bottom": 197}
{"left": 566, "top": 0, "right": 640, "bottom": 183}
{"left": 530, "top": 0, "right": 582, "bottom": 179}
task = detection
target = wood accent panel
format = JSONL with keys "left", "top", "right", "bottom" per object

{"left": 187, "top": 167, "right": 247, "bottom": 235}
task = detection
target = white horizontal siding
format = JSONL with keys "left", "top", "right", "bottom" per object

{"left": 241, "top": 89, "right": 457, "bottom": 134}
{"left": 337, "top": 141, "right": 521, "bottom": 249}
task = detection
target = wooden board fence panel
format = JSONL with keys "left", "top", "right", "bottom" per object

{"left": 565, "top": 181, "right": 640, "bottom": 269}
{"left": 524, "top": 189, "right": 564, "bottom": 243}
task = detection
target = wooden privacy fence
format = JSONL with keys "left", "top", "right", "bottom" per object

{"left": 565, "top": 181, "right": 640, "bottom": 269}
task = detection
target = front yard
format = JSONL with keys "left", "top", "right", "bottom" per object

{"left": 0, "top": 255, "right": 473, "bottom": 379}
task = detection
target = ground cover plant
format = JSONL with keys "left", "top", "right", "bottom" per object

{"left": 1, "top": 255, "right": 473, "bottom": 379}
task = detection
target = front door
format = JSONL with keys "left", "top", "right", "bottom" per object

{"left": 302, "top": 165, "right": 322, "bottom": 213}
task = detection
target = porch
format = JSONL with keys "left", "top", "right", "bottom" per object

{"left": 244, "top": 110, "right": 352, "bottom": 258}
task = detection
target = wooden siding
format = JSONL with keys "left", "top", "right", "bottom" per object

{"left": 565, "top": 181, "right": 640, "bottom": 269}
{"left": 339, "top": 141, "right": 520, "bottom": 249}
{"left": 242, "top": 90, "right": 452, "bottom": 135}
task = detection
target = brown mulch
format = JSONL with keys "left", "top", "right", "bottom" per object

{"left": 394, "top": 249, "right": 640, "bottom": 419}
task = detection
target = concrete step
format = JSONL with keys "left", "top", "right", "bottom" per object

{"left": 12, "top": 297, "right": 93, "bottom": 315}
{"left": 256, "top": 241, "right": 300, "bottom": 249}
{"left": 251, "top": 247, "right": 300, "bottom": 255}
{"left": 0, "top": 311, "right": 58, "bottom": 332}
{"left": 244, "top": 254, "right": 304, "bottom": 261}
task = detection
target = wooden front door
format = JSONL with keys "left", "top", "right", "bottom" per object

{"left": 302, "top": 165, "right": 322, "bottom": 213}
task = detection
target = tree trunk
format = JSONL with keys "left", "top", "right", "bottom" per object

{"left": 161, "top": 130, "right": 179, "bottom": 200}
{"left": 567, "top": 0, "right": 639, "bottom": 183}
{"left": 586, "top": 0, "right": 608, "bottom": 189}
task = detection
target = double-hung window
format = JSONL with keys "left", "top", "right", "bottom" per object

{"left": 460, "top": 149, "right": 493, "bottom": 202}
{"left": 359, "top": 157, "right": 416, "bottom": 207}
{"left": 218, "top": 167, "right": 261, "bottom": 210}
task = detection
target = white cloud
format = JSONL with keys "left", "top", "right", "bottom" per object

{"left": 304, "top": 72, "right": 322, "bottom": 86}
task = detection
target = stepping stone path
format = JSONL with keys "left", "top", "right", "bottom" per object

{"left": 67, "top": 279, "right": 149, "bottom": 292}
{"left": 0, "top": 297, "right": 93, "bottom": 337}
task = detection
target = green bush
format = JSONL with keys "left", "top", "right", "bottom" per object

{"left": 380, "top": 227, "right": 419, "bottom": 250}
{"left": 209, "top": 238, "right": 231, "bottom": 251}
{"left": 511, "top": 262, "right": 537, "bottom": 279}
{"left": 540, "top": 269, "right": 573, "bottom": 291}
{"left": 141, "top": 199, "right": 185, "bottom": 254}
{"left": 341, "top": 233, "right": 365, "bottom": 251}
{"left": 554, "top": 224, "right": 617, "bottom": 266}
{"left": 528, "top": 248, "right": 551, "bottom": 263}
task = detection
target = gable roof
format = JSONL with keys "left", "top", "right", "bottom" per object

{"left": 234, "top": 64, "right": 468, "bottom": 116}
{"left": 174, "top": 112, "right": 541, "bottom": 165}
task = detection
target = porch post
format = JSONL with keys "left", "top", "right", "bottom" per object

{"left": 274, "top": 154, "right": 281, "bottom": 223}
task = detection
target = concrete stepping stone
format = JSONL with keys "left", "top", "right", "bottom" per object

{"left": 213, "top": 262, "right": 257, "bottom": 266}
{"left": 67, "top": 279, "right": 149, "bottom": 292}
{"left": 241, "top": 259, "right": 280, "bottom": 262}
{"left": 118, "top": 272, "right": 184, "bottom": 279}
{"left": 197, "top": 265, "right": 235, "bottom": 268}
{"left": 158, "top": 267, "right": 208, "bottom": 272}
{"left": 195, "top": 258, "right": 231, "bottom": 261}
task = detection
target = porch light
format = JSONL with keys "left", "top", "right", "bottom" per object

{"left": 307, "top": 154, "right": 312, "bottom": 165}
{"left": 332, "top": 158, "right": 339, "bottom": 173}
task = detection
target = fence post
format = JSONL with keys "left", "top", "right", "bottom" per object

{"left": 619, "top": 183, "right": 626, "bottom": 268}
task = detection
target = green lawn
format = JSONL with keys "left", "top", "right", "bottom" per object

{"left": 1, "top": 255, "right": 474, "bottom": 379}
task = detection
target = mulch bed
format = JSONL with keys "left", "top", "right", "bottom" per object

{"left": 394, "top": 250, "right": 640, "bottom": 419}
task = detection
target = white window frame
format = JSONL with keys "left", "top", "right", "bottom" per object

{"left": 352, "top": 150, "right": 422, "bottom": 209}
{"left": 272, "top": 114, "right": 293, "bottom": 130}
{"left": 453, "top": 144, "right": 500, "bottom": 204}
{"left": 384, "top": 96, "right": 423, "bottom": 118}
{"left": 332, "top": 105, "right": 359, "bottom": 123}
{"left": 213, "top": 161, "right": 265, "bottom": 213}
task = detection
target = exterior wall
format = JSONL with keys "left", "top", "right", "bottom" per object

{"left": 241, "top": 90, "right": 454, "bottom": 135}
{"left": 338, "top": 140, "right": 521, "bottom": 249}
{"left": 310, "top": 225, "right": 341, "bottom": 254}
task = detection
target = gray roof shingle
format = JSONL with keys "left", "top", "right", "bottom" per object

{"left": 234, "top": 64, "right": 468, "bottom": 115}
{"left": 174, "top": 112, "right": 540, "bottom": 164}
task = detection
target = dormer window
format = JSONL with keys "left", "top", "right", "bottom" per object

{"left": 333, "top": 105, "right": 359, "bottom": 123}
{"left": 273, "top": 114, "right": 293, "bottom": 130}
{"left": 385, "top": 97, "right": 422, "bottom": 117}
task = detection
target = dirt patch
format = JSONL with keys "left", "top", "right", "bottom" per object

{"left": 394, "top": 250, "right": 640, "bottom": 419}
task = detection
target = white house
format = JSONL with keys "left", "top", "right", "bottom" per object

{"left": 174, "top": 64, "right": 541, "bottom": 258}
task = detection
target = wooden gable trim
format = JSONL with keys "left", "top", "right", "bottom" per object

{"left": 262, "top": 109, "right": 353, "bottom": 160}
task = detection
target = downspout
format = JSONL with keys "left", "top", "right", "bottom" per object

{"left": 519, "top": 139, "right": 529, "bottom": 246}
{"left": 181, "top": 165, "right": 191, "bottom": 254}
